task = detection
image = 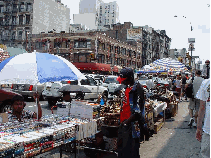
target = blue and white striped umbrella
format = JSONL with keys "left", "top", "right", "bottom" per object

{"left": 0, "top": 51, "right": 86, "bottom": 85}
{"left": 152, "top": 58, "right": 186, "bottom": 70}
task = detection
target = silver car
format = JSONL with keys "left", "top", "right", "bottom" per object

{"left": 102, "top": 76, "right": 121, "bottom": 95}
{"left": 11, "top": 83, "right": 44, "bottom": 100}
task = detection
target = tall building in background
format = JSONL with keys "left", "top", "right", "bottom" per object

{"left": 98, "top": 1, "right": 119, "bottom": 27}
{"left": 55, "top": 0, "right": 61, "bottom": 3}
{"left": 0, "top": 0, "right": 70, "bottom": 50}
{"left": 79, "top": 0, "right": 102, "bottom": 14}
{"left": 73, "top": 0, "right": 119, "bottom": 30}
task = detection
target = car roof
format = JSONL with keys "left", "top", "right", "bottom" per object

{"left": 105, "top": 76, "right": 117, "bottom": 78}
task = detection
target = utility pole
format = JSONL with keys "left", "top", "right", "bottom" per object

{"left": 188, "top": 38, "right": 195, "bottom": 77}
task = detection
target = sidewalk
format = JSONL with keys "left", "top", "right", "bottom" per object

{"left": 139, "top": 100, "right": 202, "bottom": 158}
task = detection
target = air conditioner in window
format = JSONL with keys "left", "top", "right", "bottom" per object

{"left": 20, "top": 5, "right": 25, "bottom": 12}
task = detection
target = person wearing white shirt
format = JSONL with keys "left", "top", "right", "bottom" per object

{"left": 174, "top": 76, "right": 182, "bottom": 101}
{"left": 195, "top": 78, "right": 210, "bottom": 158}
{"left": 192, "top": 70, "right": 204, "bottom": 127}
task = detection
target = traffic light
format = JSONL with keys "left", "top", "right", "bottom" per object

{"left": 90, "top": 53, "right": 95, "bottom": 59}
{"left": 186, "top": 52, "right": 189, "bottom": 57}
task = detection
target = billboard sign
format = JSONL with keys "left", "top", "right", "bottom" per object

{"left": 127, "top": 29, "right": 142, "bottom": 40}
{"left": 188, "top": 38, "right": 195, "bottom": 43}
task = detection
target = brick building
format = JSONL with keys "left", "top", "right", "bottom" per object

{"left": 32, "top": 31, "right": 141, "bottom": 74}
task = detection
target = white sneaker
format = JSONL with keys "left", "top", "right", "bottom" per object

{"left": 188, "top": 118, "right": 194, "bottom": 126}
{"left": 192, "top": 122, "right": 197, "bottom": 127}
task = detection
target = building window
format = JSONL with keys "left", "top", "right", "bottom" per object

{"left": 19, "top": 15, "right": 23, "bottom": 25}
{"left": 7, "top": 5, "right": 12, "bottom": 12}
{"left": 18, "top": 31, "right": 22, "bottom": 40}
{"left": 19, "top": 2, "right": 25, "bottom": 12}
{"left": 74, "top": 40, "right": 88, "bottom": 48}
{"left": 26, "top": 15, "right": 30, "bottom": 24}
{"left": 12, "top": 16, "right": 16, "bottom": 25}
{"left": 12, "top": 4, "right": 18, "bottom": 12}
{"left": 27, "top": 3, "right": 32, "bottom": 12}
{"left": 0, "top": 17, "right": 3, "bottom": 25}
{"left": 87, "top": 41, "right": 91, "bottom": 48}
{"left": 0, "top": 5, "right": 5, "bottom": 13}
{"left": 12, "top": 31, "right": 16, "bottom": 40}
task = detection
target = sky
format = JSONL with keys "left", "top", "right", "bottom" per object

{"left": 62, "top": 0, "right": 210, "bottom": 64}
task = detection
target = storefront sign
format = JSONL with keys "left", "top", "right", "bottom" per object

{"left": 127, "top": 29, "right": 142, "bottom": 40}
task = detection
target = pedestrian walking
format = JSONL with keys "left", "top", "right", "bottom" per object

{"left": 187, "top": 70, "right": 204, "bottom": 127}
{"left": 175, "top": 75, "right": 182, "bottom": 101}
{"left": 202, "top": 60, "right": 210, "bottom": 79}
{"left": 181, "top": 74, "right": 187, "bottom": 100}
{"left": 195, "top": 78, "right": 210, "bottom": 158}
{"left": 114, "top": 67, "right": 145, "bottom": 158}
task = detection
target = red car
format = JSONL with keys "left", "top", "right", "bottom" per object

{"left": 0, "top": 88, "right": 22, "bottom": 112}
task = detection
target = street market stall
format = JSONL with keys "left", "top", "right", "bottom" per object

{"left": 0, "top": 114, "right": 98, "bottom": 157}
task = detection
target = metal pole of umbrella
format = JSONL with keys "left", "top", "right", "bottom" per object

{"left": 36, "top": 83, "right": 38, "bottom": 120}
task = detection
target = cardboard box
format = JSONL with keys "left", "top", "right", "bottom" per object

{"left": 154, "top": 118, "right": 164, "bottom": 134}
{"left": 0, "top": 113, "right": 8, "bottom": 123}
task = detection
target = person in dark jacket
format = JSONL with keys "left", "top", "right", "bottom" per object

{"left": 114, "top": 67, "right": 145, "bottom": 158}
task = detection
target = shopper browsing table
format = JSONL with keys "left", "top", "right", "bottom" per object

{"left": 195, "top": 78, "right": 210, "bottom": 158}
{"left": 9, "top": 92, "right": 42, "bottom": 122}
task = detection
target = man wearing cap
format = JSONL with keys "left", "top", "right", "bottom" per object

{"left": 202, "top": 60, "right": 210, "bottom": 79}
{"left": 115, "top": 67, "right": 145, "bottom": 158}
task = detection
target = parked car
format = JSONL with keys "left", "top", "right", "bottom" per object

{"left": 78, "top": 76, "right": 108, "bottom": 100}
{"left": 102, "top": 76, "right": 121, "bottom": 95}
{"left": 11, "top": 83, "right": 44, "bottom": 100}
{"left": 42, "top": 82, "right": 63, "bottom": 106}
{"left": 42, "top": 76, "right": 108, "bottom": 106}
{"left": 152, "top": 77, "right": 169, "bottom": 88}
{"left": 0, "top": 88, "right": 22, "bottom": 112}
{"left": 138, "top": 80, "right": 148, "bottom": 89}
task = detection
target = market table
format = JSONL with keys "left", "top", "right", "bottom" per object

{"left": 153, "top": 102, "right": 167, "bottom": 121}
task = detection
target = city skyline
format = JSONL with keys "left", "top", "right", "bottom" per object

{"left": 62, "top": 0, "right": 210, "bottom": 64}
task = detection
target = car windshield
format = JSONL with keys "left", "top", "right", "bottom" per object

{"left": 138, "top": 80, "right": 147, "bottom": 85}
{"left": 104, "top": 77, "right": 119, "bottom": 84}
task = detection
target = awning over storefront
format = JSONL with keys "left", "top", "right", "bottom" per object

{"left": 72, "top": 62, "right": 111, "bottom": 72}
{"left": 113, "top": 66, "right": 118, "bottom": 73}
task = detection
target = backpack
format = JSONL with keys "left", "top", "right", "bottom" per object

{"left": 185, "top": 77, "right": 194, "bottom": 98}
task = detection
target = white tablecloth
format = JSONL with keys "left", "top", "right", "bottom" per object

{"left": 153, "top": 102, "right": 167, "bottom": 116}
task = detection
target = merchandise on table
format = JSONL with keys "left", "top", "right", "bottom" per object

{"left": 0, "top": 114, "right": 98, "bottom": 157}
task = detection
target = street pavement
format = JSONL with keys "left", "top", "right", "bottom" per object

{"left": 139, "top": 99, "right": 202, "bottom": 158}
{"left": 24, "top": 99, "right": 203, "bottom": 158}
